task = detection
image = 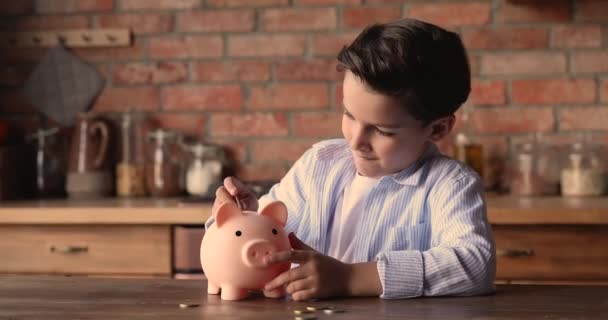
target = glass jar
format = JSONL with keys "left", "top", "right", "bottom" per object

{"left": 116, "top": 111, "right": 148, "bottom": 197}
{"left": 145, "top": 129, "right": 184, "bottom": 197}
{"left": 28, "top": 127, "right": 67, "bottom": 198}
{"left": 184, "top": 143, "right": 225, "bottom": 198}
{"left": 509, "top": 137, "right": 561, "bottom": 196}
{"left": 560, "top": 139, "right": 606, "bottom": 197}
{"left": 453, "top": 108, "right": 484, "bottom": 179}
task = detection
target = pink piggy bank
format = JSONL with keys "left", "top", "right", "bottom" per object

{"left": 200, "top": 201, "right": 291, "bottom": 300}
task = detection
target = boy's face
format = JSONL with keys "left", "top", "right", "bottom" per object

{"left": 341, "top": 71, "right": 439, "bottom": 178}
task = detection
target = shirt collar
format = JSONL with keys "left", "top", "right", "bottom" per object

{"left": 388, "top": 143, "right": 439, "bottom": 186}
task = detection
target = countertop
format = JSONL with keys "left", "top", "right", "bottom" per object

{"left": 0, "top": 275, "right": 606, "bottom": 319}
{"left": 1, "top": 195, "right": 608, "bottom": 225}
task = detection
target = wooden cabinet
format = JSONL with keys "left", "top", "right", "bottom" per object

{"left": 0, "top": 225, "right": 171, "bottom": 276}
{"left": 494, "top": 225, "right": 608, "bottom": 282}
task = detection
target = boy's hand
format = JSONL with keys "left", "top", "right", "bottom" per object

{"left": 263, "top": 233, "right": 353, "bottom": 301}
{"left": 213, "top": 176, "right": 258, "bottom": 212}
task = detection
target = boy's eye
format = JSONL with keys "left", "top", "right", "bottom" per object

{"left": 375, "top": 128, "right": 395, "bottom": 137}
{"left": 343, "top": 110, "right": 354, "bottom": 119}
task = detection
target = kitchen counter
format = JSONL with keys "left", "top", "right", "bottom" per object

{"left": 1, "top": 275, "right": 607, "bottom": 319}
{"left": 1, "top": 195, "right": 608, "bottom": 225}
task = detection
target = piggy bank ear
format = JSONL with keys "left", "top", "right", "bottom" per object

{"left": 259, "top": 201, "right": 288, "bottom": 226}
{"left": 214, "top": 202, "right": 242, "bottom": 228}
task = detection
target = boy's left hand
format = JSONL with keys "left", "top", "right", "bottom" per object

{"left": 264, "top": 233, "right": 352, "bottom": 301}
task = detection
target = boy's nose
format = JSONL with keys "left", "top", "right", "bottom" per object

{"left": 351, "top": 128, "right": 371, "bottom": 152}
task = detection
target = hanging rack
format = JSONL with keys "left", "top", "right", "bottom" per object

{"left": 0, "top": 29, "right": 131, "bottom": 48}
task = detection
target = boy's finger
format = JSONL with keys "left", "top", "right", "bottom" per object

{"left": 265, "top": 250, "right": 311, "bottom": 265}
{"left": 224, "top": 176, "right": 247, "bottom": 196}
{"left": 214, "top": 186, "right": 236, "bottom": 204}
{"left": 288, "top": 233, "right": 315, "bottom": 251}
{"left": 264, "top": 267, "right": 307, "bottom": 291}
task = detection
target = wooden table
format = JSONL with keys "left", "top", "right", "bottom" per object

{"left": 1, "top": 275, "right": 607, "bottom": 319}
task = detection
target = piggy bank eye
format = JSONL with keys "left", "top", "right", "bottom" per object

{"left": 272, "top": 228, "right": 277, "bottom": 235}
{"left": 235, "top": 230, "right": 242, "bottom": 237}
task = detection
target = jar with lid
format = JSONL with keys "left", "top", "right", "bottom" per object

{"left": 145, "top": 129, "right": 184, "bottom": 197}
{"left": 184, "top": 142, "right": 225, "bottom": 198}
{"left": 27, "top": 127, "right": 67, "bottom": 198}
{"left": 116, "top": 110, "right": 148, "bottom": 197}
{"left": 509, "top": 135, "right": 560, "bottom": 196}
{"left": 560, "top": 137, "right": 606, "bottom": 197}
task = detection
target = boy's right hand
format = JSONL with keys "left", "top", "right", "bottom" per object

{"left": 213, "top": 177, "right": 258, "bottom": 213}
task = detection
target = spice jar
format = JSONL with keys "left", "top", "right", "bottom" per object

{"left": 453, "top": 108, "right": 484, "bottom": 179}
{"left": 184, "top": 143, "right": 225, "bottom": 198}
{"left": 560, "top": 139, "right": 606, "bottom": 197}
{"left": 28, "top": 127, "right": 67, "bottom": 198}
{"left": 116, "top": 111, "right": 147, "bottom": 197}
{"left": 509, "top": 137, "right": 560, "bottom": 196}
{"left": 145, "top": 129, "right": 184, "bottom": 197}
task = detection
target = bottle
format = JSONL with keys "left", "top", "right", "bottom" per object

{"left": 184, "top": 143, "right": 225, "bottom": 198}
{"left": 116, "top": 110, "right": 147, "bottom": 197}
{"left": 560, "top": 134, "right": 606, "bottom": 197}
{"left": 453, "top": 108, "right": 484, "bottom": 179}
{"left": 28, "top": 127, "right": 67, "bottom": 198}
{"left": 145, "top": 129, "right": 184, "bottom": 197}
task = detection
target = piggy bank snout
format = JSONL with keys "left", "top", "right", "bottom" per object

{"left": 242, "top": 239, "right": 277, "bottom": 268}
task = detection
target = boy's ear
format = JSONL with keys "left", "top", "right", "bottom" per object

{"left": 428, "top": 115, "right": 455, "bottom": 142}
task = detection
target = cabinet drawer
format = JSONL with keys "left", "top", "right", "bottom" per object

{"left": 0, "top": 225, "right": 171, "bottom": 276}
{"left": 494, "top": 225, "right": 608, "bottom": 281}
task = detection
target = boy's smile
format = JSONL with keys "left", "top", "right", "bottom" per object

{"left": 341, "top": 71, "right": 435, "bottom": 178}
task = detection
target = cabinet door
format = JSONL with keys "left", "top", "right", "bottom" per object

{"left": 494, "top": 225, "right": 608, "bottom": 281}
{"left": 0, "top": 225, "right": 171, "bottom": 276}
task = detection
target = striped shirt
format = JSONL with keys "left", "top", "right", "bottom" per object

{"left": 208, "top": 139, "right": 496, "bottom": 299}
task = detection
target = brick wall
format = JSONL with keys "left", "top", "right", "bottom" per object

{"left": 1, "top": 0, "right": 607, "bottom": 187}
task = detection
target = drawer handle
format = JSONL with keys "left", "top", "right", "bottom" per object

{"left": 50, "top": 245, "right": 89, "bottom": 254}
{"left": 497, "top": 248, "right": 534, "bottom": 257}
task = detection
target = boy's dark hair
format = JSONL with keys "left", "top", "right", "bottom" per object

{"left": 337, "top": 18, "right": 471, "bottom": 126}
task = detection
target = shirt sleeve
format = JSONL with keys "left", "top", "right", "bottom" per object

{"left": 375, "top": 174, "right": 496, "bottom": 299}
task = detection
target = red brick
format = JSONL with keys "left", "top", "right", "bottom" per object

{"left": 235, "top": 163, "right": 289, "bottom": 182}
{"left": 576, "top": 0, "right": 608, "bottom": 22}
{"left": 311, "top": 33, "right": 358, "bottom": 56}
{"left": 471, "top": 107, "right": 554, "bottom": 134}
{"left": 261, "top": 8, "right": 336, "bottom": 31}
{"left": 177, "top": 11, "right": 255, "bottom": 32}
{"left": 249, "top": 84, "right": 329, "bottom": 110}
{"left": 295, "top": 0, "right": 360, "bottom": 4}
{"left": 559, "top": 107, "right": 608, "bottom": 131}
{"left": 512, "top": 79, "right": 596, "bottom": 105}
{"left": 571, "top": 50, "right": 608, "bottom": 73}
{"left": 469, "top": 55, "right": 480, "bottom": 76}
{"left": 208, "top": 0, "right": 288, "bottom": 7}
{"left": 0, "top": 1, "right": 33, "bottom": 15}
{"left": 36, "top": 0, "right": 113, "bottom": 13}
{"left": 469, "top": 80, "right": 506, "bottom": 106}
{"left": 193, "top": 61, "right": 270, "bottom": 82}
{"left": 408, "top": 2, "right": 490, "bottom": 27}
{"left": 92, "top": 87, "right": 160, "bottom": 112}
{"left": 162, "top": 85, "right": 243, "bottom": 111}
{"left": 15, "top": 16, "right": 88, "bottom": 31}
{"left": 602, "top": 79, "right": 608, "bottom": 103}
{"left": 495, "top": 0, "right": 571, "bottom": 23}
{"left": 480, "top": 53, "right": 566, "bottom": 76}
{"left": 210, "top": 113, "right": 289, "bottom": 137}
{"left": 276, "top": 59, "right": 341, "bottom": 81}
{"left": 153, "top": 113, "right": 206, "bottom": 136}
{"left": 462, "top": 28, "right": 548, "bottom": 49}
{"left": 72, "top": 39, "right": 145, "bottom": 62}
{"left": 252, "top": 139, "right": 315, "bottom": 162}
{"left": 149, "top": 36, "right": 223, "bottom": 59}
{"left": 342, "top": 7, "right": 401, "bottom": 28}
{"left": 335, "top": 83, "right": 343, "bottom": 109}
{"left": 213, "top": 139, "right": 248, "bottom": 163}
{"left": 113, "top": 62, "right": 187, "bottom": 85}
{"left": 294, "top": 112, "right": 342, "bottom": 137}
{"left": 120, "top": 0, "right": 200, "bottom": 10}
{"left": 552, "top": 25, "right": 602, "bottom": 48}
{"left": 0, "top": 65, "right": 32, "bottom": 87}
{"left": 228, "top": 35, "right": 306, "bottom": 57}
{"left": 97, "top": 14, "right": 172, "bottom": 35}
{"left": 367, "top": 0, "right": 405, "bottom": 3}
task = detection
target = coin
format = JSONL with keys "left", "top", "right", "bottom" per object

{"left": 323, "top": 308, "right": 345, "bottom": 314}
{"left": 294, "top": 309, "right": 313, "bottom": 315}
{"left": 179, "top": 303, "right": 200, "bottom": 308}
{"left": 294, "top": 315, "right": 317, "bottom": 320}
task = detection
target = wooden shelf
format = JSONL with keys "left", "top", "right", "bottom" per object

{"left": 1, "top": 196, "right": 608, "bottom": 225}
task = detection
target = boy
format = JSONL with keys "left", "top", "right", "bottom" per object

{"left": 210, "top": 18, "right": 496, "bottom": 300}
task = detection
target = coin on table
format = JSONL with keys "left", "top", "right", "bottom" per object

{"left": 179, "top": 303, "right": 200, "bottom": 308}
{"left": 323, "top": 308, "right": 345, "bottom": 314}
{"left": 294, "top": 309, "right": 314, "bottom": 315}
{"left": 305, "top": 306, "right": 327, "bottom": 311}
{"left": 294, "top": 315, "right": 317, "bottom": 320}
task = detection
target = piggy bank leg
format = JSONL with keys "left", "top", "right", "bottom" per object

{"left": 221, "top": 286, "right": 248, "bottom": 300}
{"left": 207, "top": 282, "right": 220, "bottom": 295}
{"left": 263, "top": 287, "right": 286, "bottom": 299}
